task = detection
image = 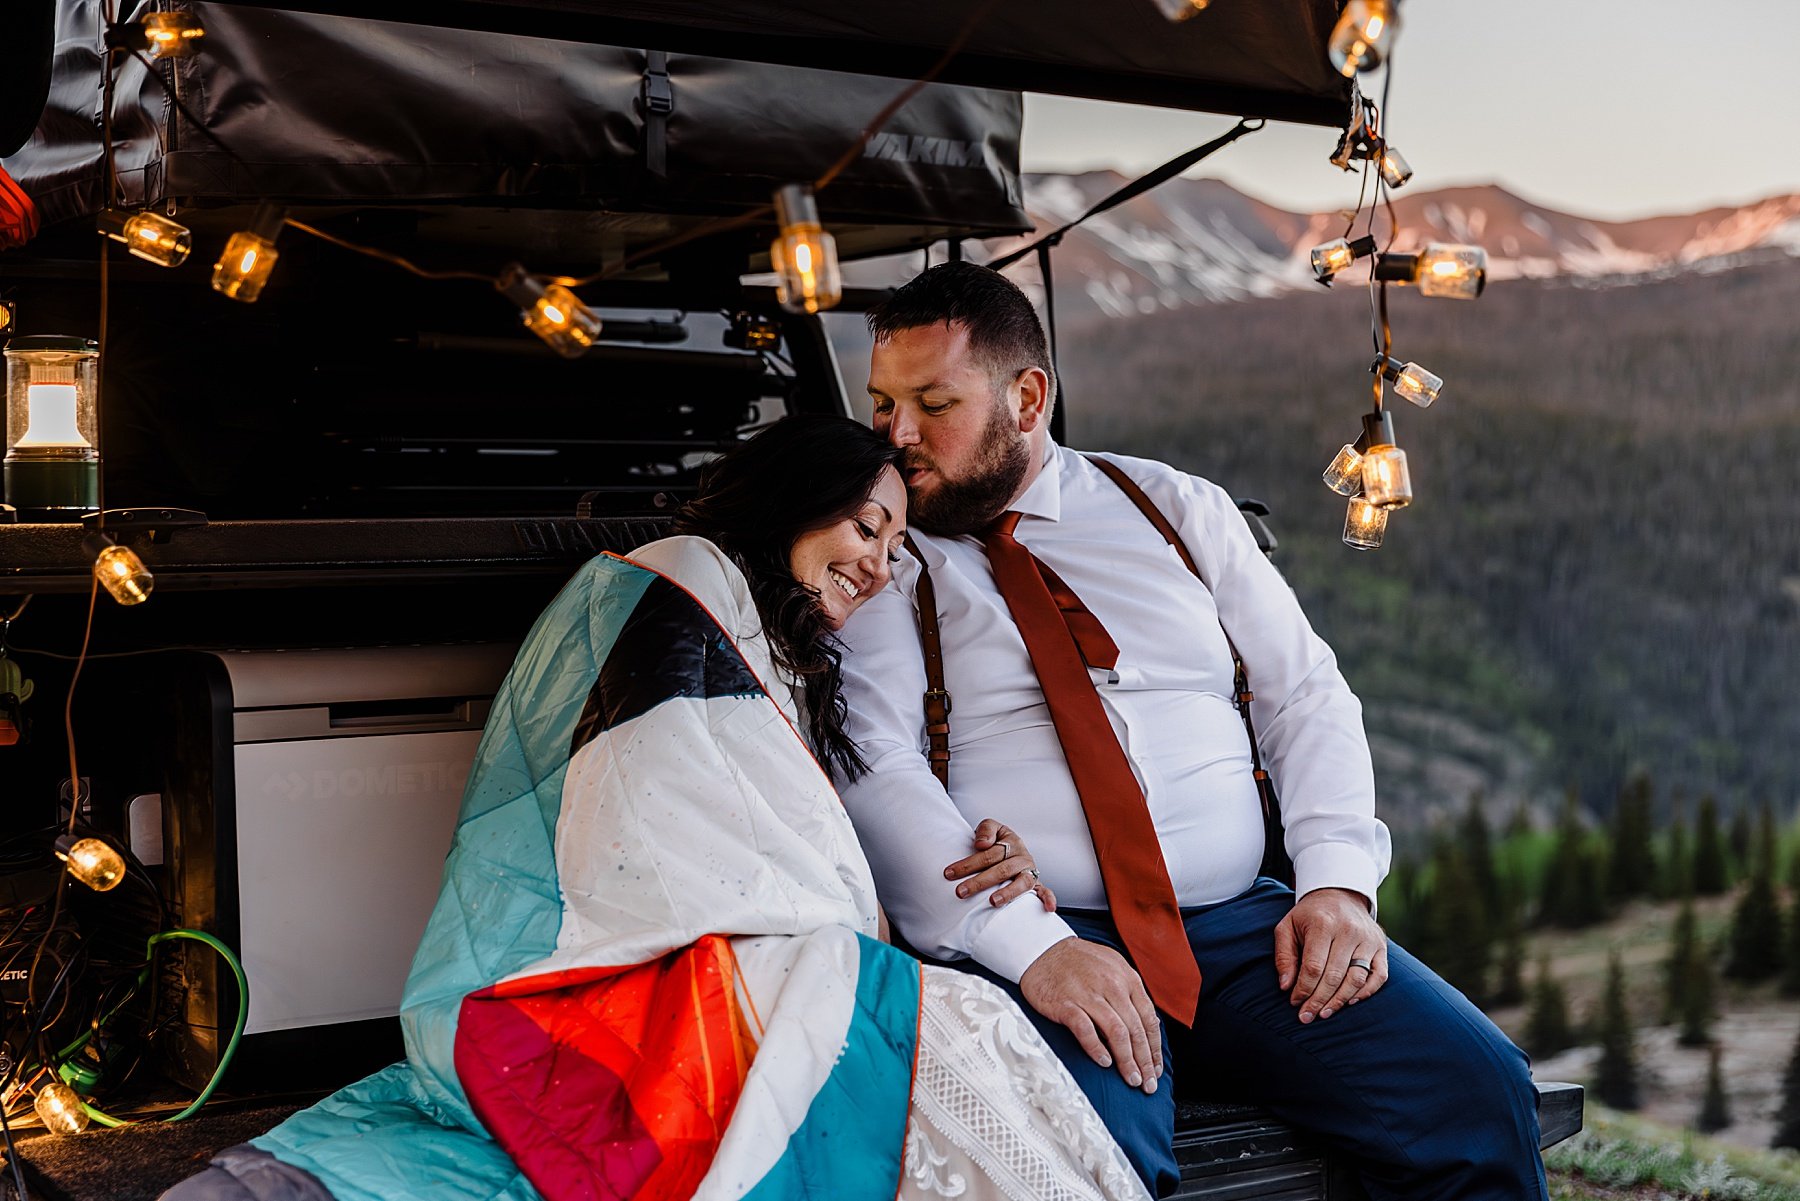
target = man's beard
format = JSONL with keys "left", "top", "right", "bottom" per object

{"left": 906, "top": 403, "right": 1032, "bottom": 536}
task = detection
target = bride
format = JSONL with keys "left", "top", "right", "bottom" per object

{"left": 166, "top": 416, "right": 1147, "bottom": 1201}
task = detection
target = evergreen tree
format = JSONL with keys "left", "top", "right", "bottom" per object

{"left": 1772, "top": 1027, "right": 1800, "bottom": 1151}
{"left": 1678, "top": 935, "right": 1717, "bottom": 1048}
{"left": 1788, "top": 842, "right": 1800, "bottom": 895}
{"left": 1697, "top": 1043, "right": 1732, "bottom": 1134}
{"left": 1422, "top": 836, "right": 1491, "bottom": 1002}
{"left": 1726, "top": 870, "right": 1784, "bottom": 982}
{"left": 1758, "top": 796, "right": 1780, "bottom": 882}
{"left": 1459, "top": 791, "right": 1502, "bottom": 920}
{"left": 1667, "top": 897, "right": 1699, "bottom": 1020}
{"left": 1541, "top": 790, "right": 1608, "bottom": 928}
{"left": 1663, "top": 798, "right": 1691, "bottom": 899}
{"left": 1608, "top": 773, "right": 1657, "bottom": 901}
{"left": 1507, "top": 799, "right": 1533, "bottom": 841}
{"left": 1524, "top": 952, "right": 1573, "bottom": 1058}
{"left": 1592, "top": 952, "right": 1641, "bottom": 1110}
{"left": 1491, "top": 913, "right": 1526, "bottom": 1007}
{"left": 1729, "top": 803, "right": 1753, "bottom": 880}
{"left": 1783, "top": 891, "right": 1800, "bottom": 997}
{"left": 1694, "top": 795, "right": 1730, "bottom": 896}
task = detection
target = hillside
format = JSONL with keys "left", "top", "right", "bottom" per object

{"left": 1055, "top": 260, "right": 1800, "bottom": 822}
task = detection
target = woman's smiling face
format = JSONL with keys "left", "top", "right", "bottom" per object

{"left": 787, "top": 465, "right": 908, "bottom": 630}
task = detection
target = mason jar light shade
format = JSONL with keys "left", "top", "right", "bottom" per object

{"left": 96, "top": 208, "right": 192, "bottom": 268}
{"left": 1361, "top": 445, "right": 1412, "bottom": 509}
{"left": 1415, "top": 243, "right": 1488, "bottom": 300}
{"left": 55, "top": 833, "right": 126, "bottom": 891}
{"left": 141, "top": 10, "right": 205, "bottom": 59}
{"left": 1322, "top": 443, "right": 1365, "bottom": 496}
{"left": 1343, "top": 496, "right": 1388, "bottom": 550}
{"left": 34, "top": 1080, "right": 89, "bottom": 1134}
{"left": 1329, "top": 0, "right": 1398, "bottom": 77}
{"left": 4, "top": 336, "right": 100, "bottom": 517}
{"left": 1379, "top": 145, "right": 1414, "bottom": 189}
{"left": 1310, "top": 238, "right": 1355, "bottom": 280}
{"left": 1389, "top": 360, "right": 1443, "bottom": 408}
{"left": 92, "top": 542, "right": 154, "bottom": 606}
{"left": 772, "top": 184, "right": 842, "bottom": 315}
{"left": 1149, "top": 0, "right": 1208, "bottom": 19}
{"left": 498, "top": 264, "right": 604, "bottom": 358}
{"left": 212, "top": 205, "right": 287, "bottom": 303}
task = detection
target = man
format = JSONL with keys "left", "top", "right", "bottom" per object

{"left": 837, "top": 262, "right": 1545, "bottom": 1199}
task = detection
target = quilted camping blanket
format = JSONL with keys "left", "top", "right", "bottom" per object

{"left": 249, "top": 539, "right": 922, "bottom": 1201}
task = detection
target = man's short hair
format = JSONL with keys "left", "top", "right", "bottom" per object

{"left": 867, "top": 262, "right": 1053, "bottom": 398}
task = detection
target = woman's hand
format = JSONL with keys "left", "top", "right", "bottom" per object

{"left": 943, "top": 819, "right": 1057, "bottom": 911}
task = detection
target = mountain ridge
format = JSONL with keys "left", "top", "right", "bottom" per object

{"left": 969, "top": 176, "right": 1800, "bottom": 320}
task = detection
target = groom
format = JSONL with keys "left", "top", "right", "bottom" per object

{"left": 836, "top": 263, "right": 1546, "bottom": 1198}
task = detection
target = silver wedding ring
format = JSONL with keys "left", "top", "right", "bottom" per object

{"left": 995, "top": 841, "right": 1012, "bottom": 858}
{"left": 1025, "top": 868, "right": 1040, "bottom": 880}
{"left": 1349, "top": 957, "right": 1373, "bottom": 973}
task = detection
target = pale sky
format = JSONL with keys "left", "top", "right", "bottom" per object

{"left": 1022, "top": 1, "right": 1800, "bottom": 221}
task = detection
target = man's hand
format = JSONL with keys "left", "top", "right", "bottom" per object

{"left": 1273, "top": 887, "right": 1388, "bottom": 1023}
{"left": 1019, "top": 937, "right": 1162, "bottom": 1094}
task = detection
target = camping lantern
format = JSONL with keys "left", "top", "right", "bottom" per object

{"left": 771, "top": 184, "right": 842, "bottom": 315}
{"left": 4, "top": 336, "right": 100, "bottom": 517}
{"left": 1358, "top": 409, "right": 1412, "bottom": 510}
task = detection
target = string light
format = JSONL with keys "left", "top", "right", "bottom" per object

{"left": 771, "top": 184, "right": 842, "bottom": 315}
{"left": 1378, "top": 145, "right": 1413, "bottom": 189}
{"left": 34, "top": 1080, "right": 90, "bottom": 1134}
{"left": 140, "top": 11, "right": 206, "bottom": 60}
{"left": 1374, "top": 243, "right": 1488, "bottom": 300}
{"left": 1322, "top": 435, "right": 1369, "bottom": 497}
{"left": 95, "top": 209, "right": 191, "bottom": 268}
{"left": 1376, "top": 355, "right": 1442, "bottom": 407}
{"left": 497, "top": 264, "right": 603, "bottom": 358}
{"left": 1149, "top": 0, "right": 1209, "bottom": 19}
{"left": 211, "top": 205, "right": 287, "bottom": 304}
{"left": 1330, "top": 0, "right": 1399, "bottom": 77}
{"left": 1358, "top": 409, "right": 1412, "bottom": 510}
{"left": 82, "top": 533, "right": 153, "bottom": 606}
{"left": 1310, "top": 234, "right": 1377, "bottom": 285}
{"left": 54, "top": 834, "right": 127, "bottom": 891}
{"left": 1343, "top": 495, "right": 1388, "bottom": 550}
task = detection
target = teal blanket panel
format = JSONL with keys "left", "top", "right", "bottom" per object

{"left": 740, "top": 935, "right": 921, "bottom": 1201}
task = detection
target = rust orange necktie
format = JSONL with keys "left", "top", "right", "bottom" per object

{"left": 983, "top": 511, "right": 1202, "bottom": 1025}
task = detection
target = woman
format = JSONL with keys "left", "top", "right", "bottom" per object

{"left": 168, "top": 416, "right": 1146, "bottom": 1201}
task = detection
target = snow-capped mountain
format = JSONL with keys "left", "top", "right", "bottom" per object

{"left": 972, "top": 176, "right": 1800, "bottom": 321}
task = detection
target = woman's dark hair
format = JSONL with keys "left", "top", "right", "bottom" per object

{"left": 674, "top": 414, "right": 901, "bottom": 782}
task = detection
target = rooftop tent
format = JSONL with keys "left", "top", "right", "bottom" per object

{"left": 204, "top": 0, "right": 1354, "bottom": 126}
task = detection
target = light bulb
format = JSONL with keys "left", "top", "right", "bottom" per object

{"left": 0, "top": 301, "right": 15, "bottom": 335}
{"left": 96, "top": 208, "right": 191, "bottom": 268}
{"left": 1309, "top": 234, "right": 1376, "bottom": 284}
{"left": 1149, "top": 0, "right": 1209, "bottom": 19}
{"left": 1378, "top": 145, "right": 1413, "bottom": 189}
{"left": 771, "top": 184, "right": 842, "bottom": 315}
{"left": 1415, "top": 243, "right": 1488, "bottom": 300}
{"left": 1385, "top": 358, "right": 1442, "bottom": 408}
{"left": 211, "top": 205, "right": 286, "bottom": 303}
{"left": 34, "top": 1081, "right": 89, "bottom": 1134}
{"left": 1322, "top": 442, "right": 1366, "bottom": 496}
{"left": 1330, "top": 0, "right": 1398, "bottom": 77}
{"left": 55, "top": 834, "right": 126, "bottom": 892}
{"left": 92, "top": 541, "right": 154, "bottom": 606}
{"left": 497, "top": 265, "right": 603, "bottom": 358}
{"left": 141, "top": 11, "right": 205, "bottom": 60}
{"left": 1358, "top": 409, "right": 1412, "bottom": 510}
{"left": 1343, "top": 496, "right": 1388, "bottom": 550}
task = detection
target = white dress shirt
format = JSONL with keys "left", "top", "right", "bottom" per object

{"left": 837, "top": 442, "right": 1391, "bottom": 983}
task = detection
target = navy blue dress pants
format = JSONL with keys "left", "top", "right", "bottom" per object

{"left": 959, "top": 879, "right": 1547, "bottom": 1199}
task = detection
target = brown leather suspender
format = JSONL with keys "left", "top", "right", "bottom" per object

{"left": 903, "top": 534, "right": 952, "bottom": 787}
{"left": 906, "top": 456, "right": 1293, "bottom": 883}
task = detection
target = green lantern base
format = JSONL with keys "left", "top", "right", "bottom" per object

{"left": 4, "top": 459, "right": 99, "bottom": 519}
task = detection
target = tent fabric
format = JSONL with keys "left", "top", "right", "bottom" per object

{"left": 206, "top": 0, "right": 1354, "bottom": 125}
{"left": 4, "top": 2, "right": 1029, "bottom": 240}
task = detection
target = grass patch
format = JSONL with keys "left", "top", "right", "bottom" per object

{"left": 1549, "top": 1108, "right": 1800, "bottom": 1200}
